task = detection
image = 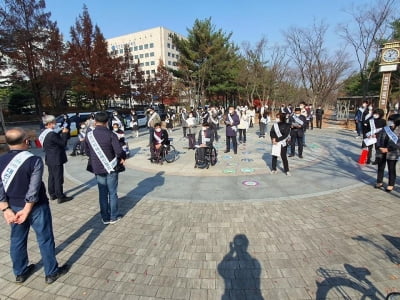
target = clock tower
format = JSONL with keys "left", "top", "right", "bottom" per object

{"left": 379, "top": 41, "right": 400, "bottom": 115}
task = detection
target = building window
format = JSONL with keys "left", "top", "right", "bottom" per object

{"left": 151, "top": 61, "right": 155, "bottom": 65}
{"left": 134, "top": 55, "right": 139, "bottom": 60}
{"left": 145, "top": 62, "right": 149, "bottom": 66}
{"left": 134, "top": 46, "right": 138, "bottom": 51}
{"left": 140, "top": 54, "right": 144, "bottom": 58}
{"left": 145, "top": 53, "right": 149, "bottom": 58}
{"left": 172, "top": 44, "right": 175, "bottom": 49}
{"left": 146, "top": 70, "right": 150, "bottom": 75}
{"left": 176, "top": 54, "right": 179, "bottom": 59}
{"left": 168, "top": 61, "right": 171, "bottom": 65}
{"left": 140, "top": 63, "right": 144, "bottom": 67}
{"left": 173, "top": 62, "right": 177, "bottom": 66}
{"left": 129, "top": 47, "right": 133, "bottom": 52}
{"left": 151, "top": 70, "right": 155, "bottom": 73}
{"left": 119, "top": 49, "right": 123, "bottom": 54}
{"left": 172, "top": 53, "right": 175, "bottom": 58}
{"left": 150, "top": 52, "right": 155, "bottom": 57}
{"left": 144, "top": 44, "right": 148, "bottom": 49}
{"left": 150, "top": 43, "right": 154, "bottom": 48}
{"left": 168, "top": 52, "right": 171, "bottom": 57}
{"left": 167, "top": 43, "right": 171, "bottom": 48}
{"left": 139, "top": 45, "right": 143, "bottom": 50}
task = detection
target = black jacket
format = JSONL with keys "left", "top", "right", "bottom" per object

{"left": 42, "top": 131, "right": 68, "bottom": 166}
{"left": 270, "top": 122, "right": 291, "bottom": 142}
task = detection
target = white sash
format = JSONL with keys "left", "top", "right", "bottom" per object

{"left": 292, "top": 115, "right": 304, "bottom": 126}
{"left": 384, "top": 126, "right": 399, "bottom": 144}
{"left": 1, "top": 151, "right": 33, "bottom": 192}
{"left": 147, "top": 113, "right": 156, "bottom": 127}
{"left": 369, "top": 119, "right": 376, "bottom": 135}
{"left": 87, "top": 131, "right": 117, "bottom": 174}
{"left": 153, "top": 132, "right": 163, "bottom": 144}
{"left": 274, "top": 123, "right": 282, "bottom": 138}
{"left": 38, "top": 128, "right": 52, "bottom": 146}
{"left": 228, "top": 114, "right": 237, "bottom": 131}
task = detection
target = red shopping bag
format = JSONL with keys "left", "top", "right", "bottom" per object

{"left": 34, "top": 139, "right": 42, "bottom": 148}
{"left": 358, "top": 149, "right": 368, "bottom": 164}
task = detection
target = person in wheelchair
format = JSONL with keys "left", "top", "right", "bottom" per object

{"left": 112, "top": 123, "right": 130, "bottom": 157}
{"left": 70, "top": 123, "right": 86, "bottom": 156}
{"left": 150, "top": 123, "right": 170, "bottom": 164}
{"left": 195, "top": 122, "right": 215, "bottom": 168}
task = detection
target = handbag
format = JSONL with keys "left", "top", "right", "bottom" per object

{"left": 114, "top": 160, "right": 125, "bottom": 173}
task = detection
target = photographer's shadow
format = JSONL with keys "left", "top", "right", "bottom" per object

{"left": 217, "top": 234, "right": 264, "bottom": 300}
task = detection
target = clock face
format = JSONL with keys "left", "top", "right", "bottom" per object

{"left": 382, "top": 48, "right": 399, "bottom": 63}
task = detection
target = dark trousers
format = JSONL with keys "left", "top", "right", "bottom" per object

{"left": 238, "top": 129, "right": 246, "bottom": 143}
{"left": 10, "top": 204, "right": 59, "bottom": 277}
{"left": 47, "top": 164, "right": 64, "bottom": 198}
{"left": 377, "top": 155, "right": 397, "bottom": 186}
{"left": 182, "top": 127, "right": 187, "bottom": 137}
{"left": 272, "top": 146, "right": 289, "bottom": 172}
{"left": 309, "top": 118, "right": 313, "bottom": 130}
{"left": 210, "top": 125, "right": 218, "bottom": 142}
{"left": 226, "top": 136, "right": 237, "bottom": 153}
{"left": 290, "top": 131, "right": 303, "bottom": 156}
{"left": 187, "top": 134, "right": 195, "bottom": 149}
{"left": 316, "top": 117, "right": 322, "bottom": 128}
{"left": 148, "top": 127, "right": 154, "bottom": 144}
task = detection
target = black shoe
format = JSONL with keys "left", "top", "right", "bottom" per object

{"left": 288, "top": 155, "right": 294, "bottom": 157}
{"left": 16, "top": 264, "right": 35, "bottom": 283}
{"left": 69, "top": 153, "right": 76, "bottom": 157}
{"left": 50, "top": 195, "right": 57, "bottom": 200}
{"left": 45, "top": 264, "right": 69, "bottom": 284}
{"left": 299, "top": 155, "right": 303, "bottom": 159}
{"left": 224, "top": 150, "right": 230, "bottom": 153}
{"left": 372, "top": 161, "right": 378, "bottom": 165}
{"left": 57, "top": 196, "right": 73, "bottom": 204}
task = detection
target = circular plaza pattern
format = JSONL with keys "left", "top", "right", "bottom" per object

{"left": 0, "top": 125, "right": 399, "bottom": 300}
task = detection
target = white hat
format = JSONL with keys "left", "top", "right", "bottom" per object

{"left": 42, "top": 115, "right": 56, "bottom": 124}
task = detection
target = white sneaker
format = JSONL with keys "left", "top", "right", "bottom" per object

{"left": 102, "top": 219, "right": 110, "bottom": 225}
{"left": 286, "top": 172, "right": 291, "bottom": 177}
{"left": 109, "top": 217, "right": 122, "bottom": 224}
{"left": 271, "top": 170, "right": 277, "bottom": 174}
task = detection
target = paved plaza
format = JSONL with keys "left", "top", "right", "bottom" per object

{"left": 1, "top": 124, "right": 400, "bottom": 299}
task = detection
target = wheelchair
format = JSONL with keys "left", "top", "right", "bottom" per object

{"left": 150, "top": 138, "right": 177, "bottom": 164}
{"left": 194, "top": 145, "right": 217, "bottom": 169}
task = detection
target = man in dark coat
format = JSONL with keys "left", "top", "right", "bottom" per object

{"left": 289, "top": 107, "right": 307, "bottom": 158}
{"left": 224, "top": 106, "right": 240, "bottom": 154}
{"left": 38, "top": 115, "right": 72, "bottom": 203}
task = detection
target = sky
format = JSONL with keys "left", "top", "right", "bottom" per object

{"left": 45, "top": 0, "right": 390, "bottom": 68}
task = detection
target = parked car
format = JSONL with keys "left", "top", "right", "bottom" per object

{"left": 123, "top": 113, "right": 147, "bottom": 129}
{"left": 55, "top": 112, "right": 93, "bottom": 136}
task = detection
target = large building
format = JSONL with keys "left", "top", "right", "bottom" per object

{"left": 107, "top": 26, "right": 184, "bottom": 78}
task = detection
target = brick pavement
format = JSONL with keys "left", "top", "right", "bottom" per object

{"left": 0, "top": 125, "right": 399, "bottom": 299}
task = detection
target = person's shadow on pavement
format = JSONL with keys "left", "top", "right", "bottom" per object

{"left": 217, "top": 234, "right": 264, "bottom": 300}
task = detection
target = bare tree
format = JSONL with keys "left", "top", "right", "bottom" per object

{"left": 339, "top": 0, "right": 397, "bottom": 99}
{"left": 285, "top": 21, "right": 350, "bottom": 107}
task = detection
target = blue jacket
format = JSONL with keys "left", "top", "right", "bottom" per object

{"left": 225, "top": 112, "right": 240, "bottom": 137}
{"left": 85, "top": 126, "right": 126, "bottom": 175}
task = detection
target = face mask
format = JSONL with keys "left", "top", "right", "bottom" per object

{"left": 295, "top": 113, "right": 300, "bottom": 117}
{"left": 113, "top": 128, "right": 118, "bottom": 132}
{"left": 80, "top": 125, "right": 86, "bottom": 129}
{"left": 202, "top": 127, "right": 207, "bottom": 130}
{"left": 362, "top": 104, "right": 367, "bottom": 108}
{"left": 388, "top": 121, "right": 394, "bottom": 127}
{"left": 368, "top": 106, "right": 373, "bottom": 110}
{"left": 155, "top": 128, "right": 161, "bottom": 133}
{"left": 373, "top": 114, "right": 379, "bottom": 119}
{"left": 189, "top": 115, "right": 193, "bottom": 118}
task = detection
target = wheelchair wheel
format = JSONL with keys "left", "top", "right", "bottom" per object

{"left": 164, "top": 145, "right": 177, "bottom": 163}
{"left": 210, "top": 146, "right": 217, "bottom": 166}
